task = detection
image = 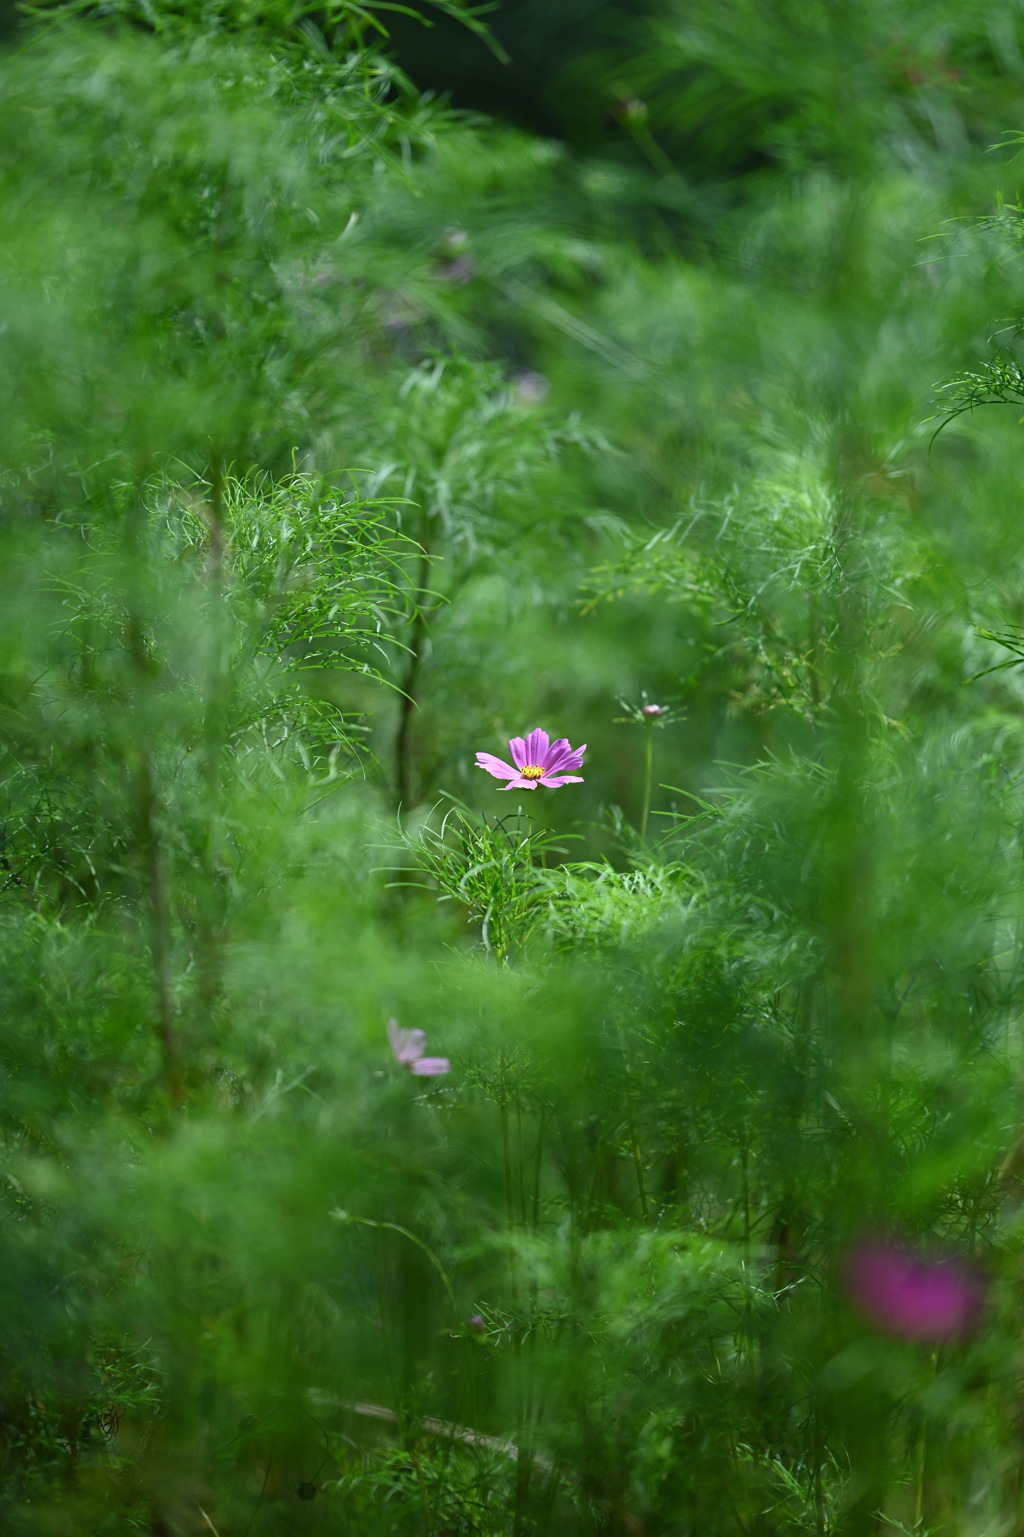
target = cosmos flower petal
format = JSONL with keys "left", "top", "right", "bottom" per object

{"left": 846, "top": 1241, "right": 984, "bottom": 1341}
{"left": 544, "top": 740, "right": 586, "bottom": 773}
{"left": 387, "top": 1020, "right": 450, "bottom": 1076}
{"left": 549, "top": 741, "right": 586, "bottom": 769}
{"left": 476, "top": 730, "right": 585, "bottom": 791}
{"left": 523, "top": 728, "right": 549, "bottom": 767}
{"left": 544, "top": 754, "right": 584, "bottom": 778}
{"left": 388, "top": 1019, "right": 428, "bottom": 1065}
{"left": 475, "top": 753, "right": 520, "bottom": 781}
{"left": 541, "top": 738, "right": 573, "bottom": 770}
{"left": 410, "top": 1056, "right": 451, "bottom": 1076}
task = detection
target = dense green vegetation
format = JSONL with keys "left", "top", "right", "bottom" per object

{"left": 6, "top": 1, "right": 1024, "bottom": 1532}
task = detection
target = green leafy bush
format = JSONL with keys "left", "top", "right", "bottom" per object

{"left": 8, "top": 1, "right": 1024, "bottom": 1534}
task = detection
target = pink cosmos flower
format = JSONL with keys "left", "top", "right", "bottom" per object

{"left": 846, "top": 1240, "right": 985, "bottom": 1341}
{"left": 387, "top": 1018, "right": 450, "bottom": 1076}
{"left": 475, "top": 728, "right": 586, "bottom": 791}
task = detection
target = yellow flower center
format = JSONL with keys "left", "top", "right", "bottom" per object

{"left": 521, "top": 764, "right": 544, "bottom": 780}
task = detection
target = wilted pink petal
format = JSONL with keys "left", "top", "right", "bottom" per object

{"left": 387, "top": 1018, "right": 449, "bottom": 1076}
{"left": 475, "top": 729, "right": 586, "bottom": 791}
{"left": 846, "top": 1241, "right": 985, "bottom": 1341}
{"left": 387, "top": 1019, "right": 426, "bottom": 1064}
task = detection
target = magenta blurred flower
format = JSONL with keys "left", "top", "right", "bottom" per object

{"left": 475, "top": 728, "right": 585, "bottom": 791}
{"left": 846, "top": 1240, "right": 985, "bottom": 1341}
{"left": 641, "top": 704, "right": 665, "bottom": 718}
{"left": 387, "top": 1018, "right": 450, "bottom": 1077}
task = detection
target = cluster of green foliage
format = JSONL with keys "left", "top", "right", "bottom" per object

{"left": 7, "top": 0, "right": 1024, "bottom": 1534}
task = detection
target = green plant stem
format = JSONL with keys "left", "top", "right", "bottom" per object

{"left": 913, "top": 1415, "right": 927, "bottom": 1528}
{"left": 395, "top": 548, "right": 430, "bottom": 809}
{"left": 630, "top": 1117, "right": 650, "bottom": 1221}
{"left": 135, "top": 749, "right": 180, "bottom": 1103}
{"left": 531, "top": 1110, "right": 548, "bottom": 1231}
{"left": 333, "top": 1213, "right": 458, "bottom": 1317}
{"left": 516, "top": 1098, "right": 529, "bottom": 1228}
{"left": 741, "top": 1139, "right": 751, "bottom": 1261}
{"left": 627, "top": 120, "right": 679, "bottom": 179}
{"left": 197, "top": 452, "right": 227, "bottom": 1023}
{"left": 812, "top": 1405, "right": 825, "bottom": 1537}
{"left": 640, "top": 720, "right": 654, "bottom": 846}
{"left": 125, "top": 508, "right": 181, "bottom": 1102}
{"left": 516, "top": 1096, "right": 538, "bottom": 1529}
{"left": 500, "top": 1094, "right": 518, "bottom": 1253}
{"left": 499, "top": 1069, "right": 532, "bottom": 1537}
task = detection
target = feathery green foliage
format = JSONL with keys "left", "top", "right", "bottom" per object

{"left": 7, "top": 0, "right": 1024, "bottom": 1534}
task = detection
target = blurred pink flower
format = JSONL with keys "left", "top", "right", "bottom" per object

{"left": 387, "top": 1018, "right": 450, "bottom": 1076}
{"left": 846, "top": 1240, "right": 984, "bottom": 1341}
{"left": 475, "top": 728, "right": 585, "bottom": 791}
{"left": 641, "top": 704, "right": 665, "bottom": 718}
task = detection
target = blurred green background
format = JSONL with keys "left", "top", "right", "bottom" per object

{"left": 6, "top": 1, "right": 1024, "bottom": 1533}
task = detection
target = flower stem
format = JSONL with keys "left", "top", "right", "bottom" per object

{"left": 395, "top": 548, "right": 430, "bottom": 809}
{"left": 499, "top": 1070, "right": 531, "bottom": 1535}
{"left": 913, "top": 1411, "right": 927, "bottom": 1527}
{"left": 335, "top": 1213, "right": 458, "bottom": 1316}
{"left": 640, "top": 720, "right": 654, "bottom": 846}
{"left": 630, "top": 1117, "right": 650, "bottom": 1221}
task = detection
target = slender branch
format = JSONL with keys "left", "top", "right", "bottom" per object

{"left": 325, "top": 1397, "right": 547, "bottom": 1469}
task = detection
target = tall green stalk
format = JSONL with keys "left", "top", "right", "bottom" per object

{"left": 640, "top": 718, "right": 654, "bottom": 846}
